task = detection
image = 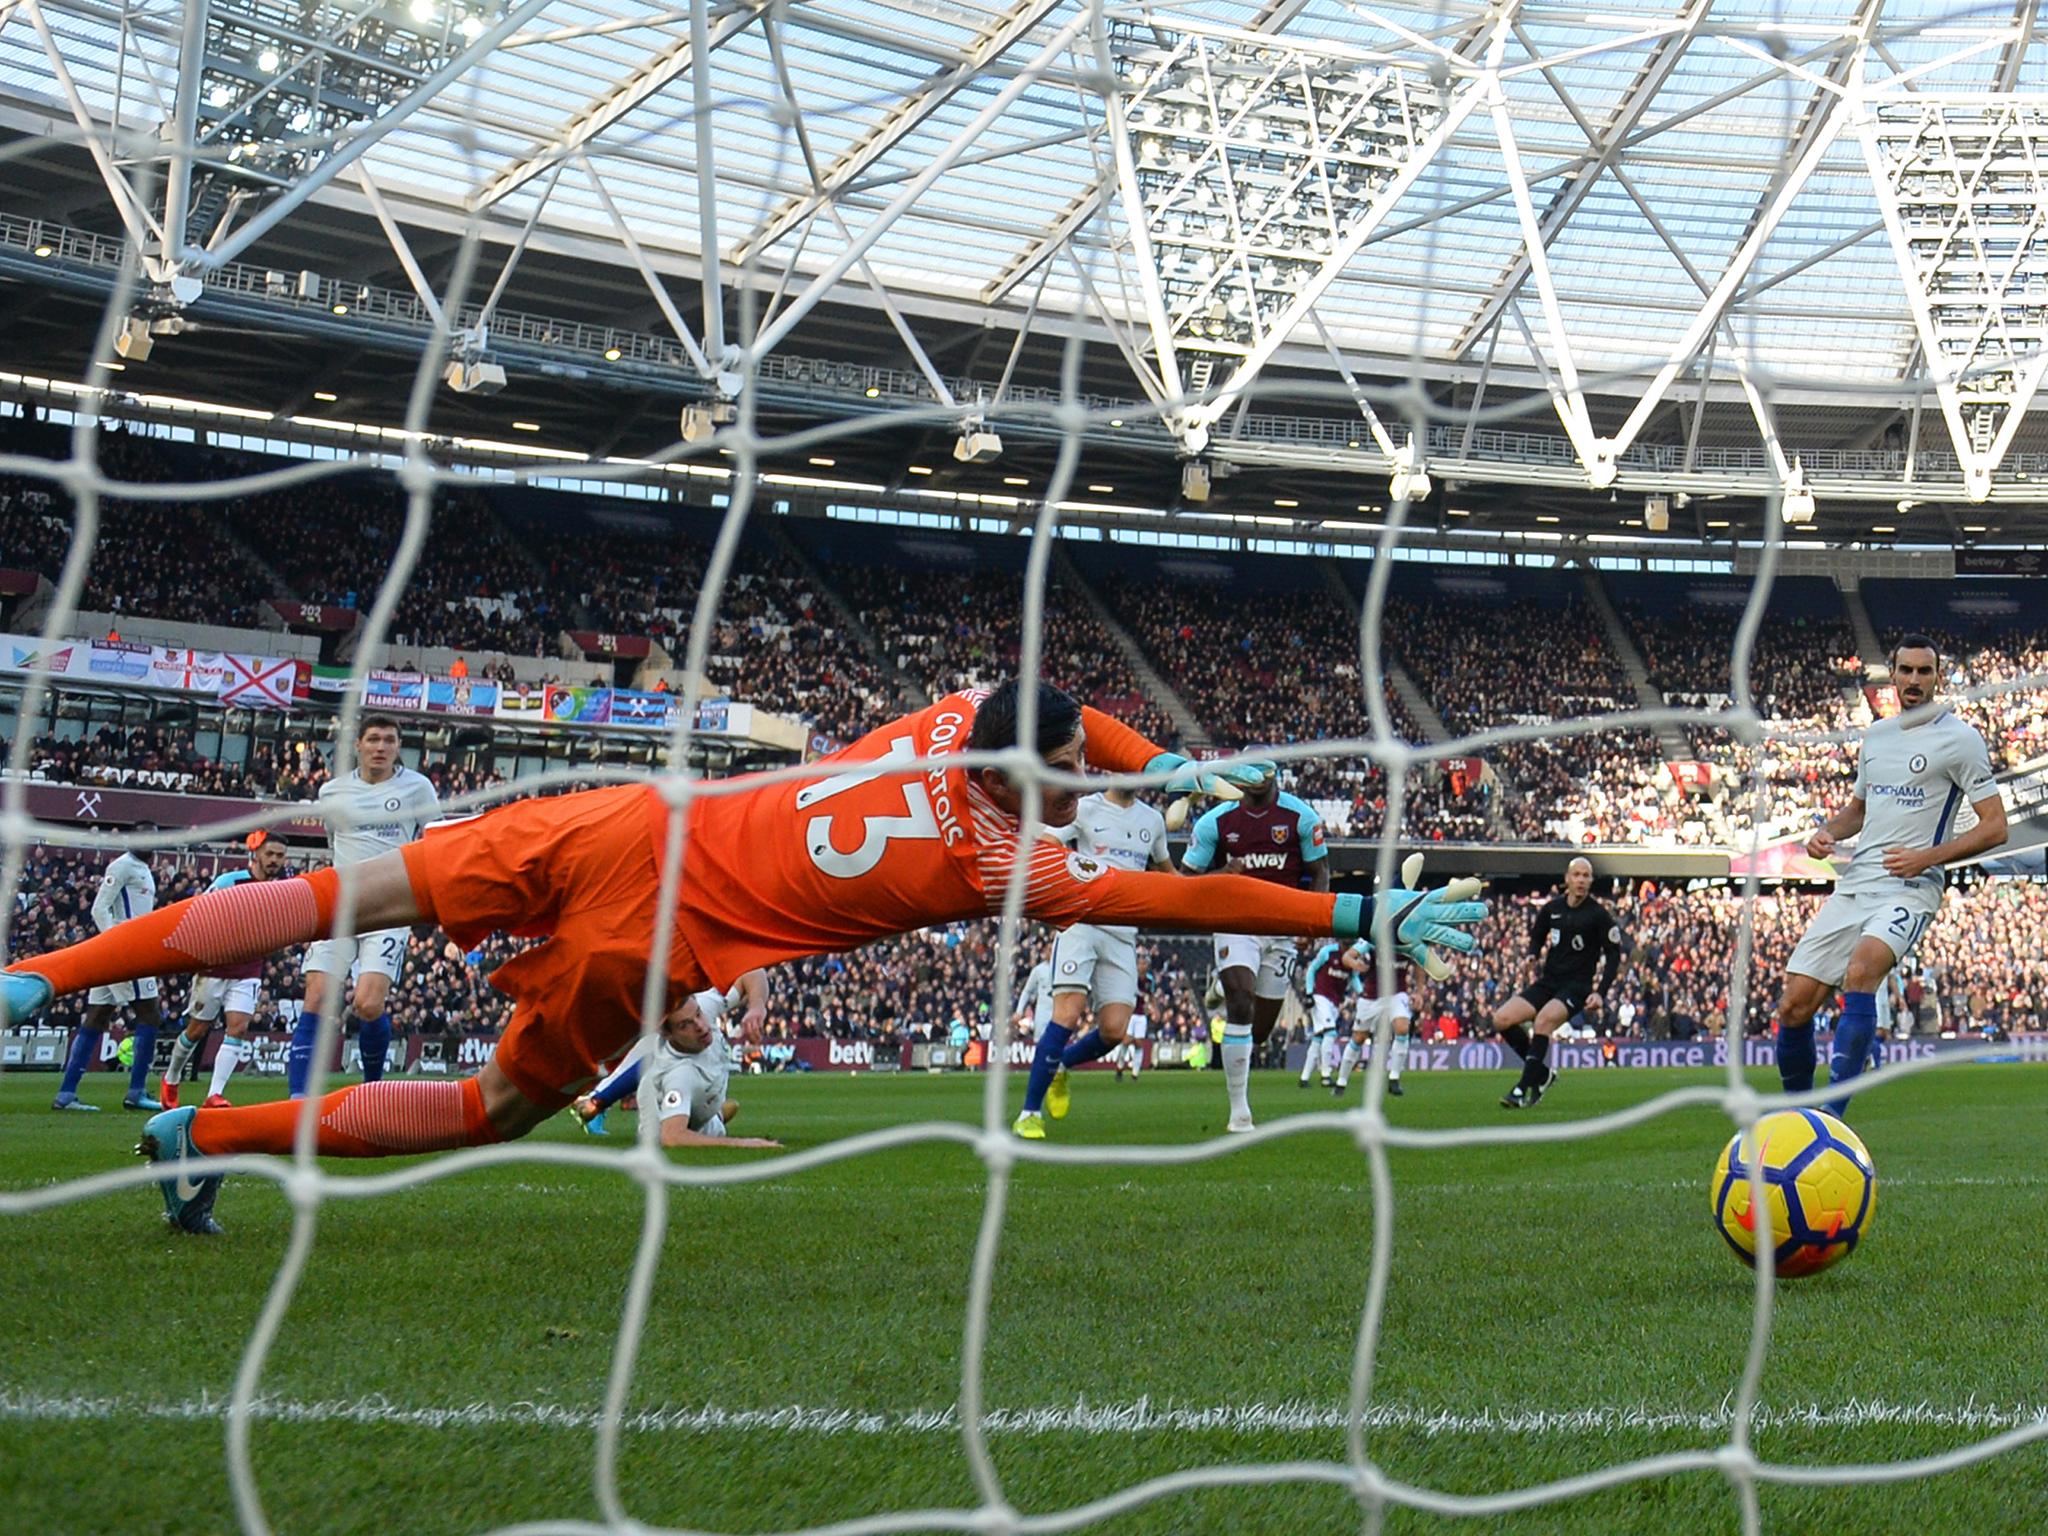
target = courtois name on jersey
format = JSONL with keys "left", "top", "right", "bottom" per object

{"left": 1843, "top": 707, "right": 1997, "bottom": 895}
{"left": 318, "top": 767, "right": 441, "bottom": 866}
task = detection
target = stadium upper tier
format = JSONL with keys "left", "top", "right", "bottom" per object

{"left": 10, "top": 0, "right": 2048, "bottom": 514}
{"left": 5, "top": 427, "right": 2046, "bottom": 850}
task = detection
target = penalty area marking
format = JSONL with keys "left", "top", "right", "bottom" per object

{"left": 1, "top": 1389, "right": 2045, "bottom": 1439}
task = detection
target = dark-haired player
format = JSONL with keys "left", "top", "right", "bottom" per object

{"left": 1773, "top": 634, "right": 2005, "bottom": 1116}
{"left": 1495, "top": 857, "right": 1622, "bottom": 1109}
{"left": 1181, "top": 768, "right": 1328, "bottom": 1131}
{"left": 2, "top": 679, "right": 1487, "bottom": 1233}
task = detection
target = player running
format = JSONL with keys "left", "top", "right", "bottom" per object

{"left": 1298, "top": 938, "right": 1355, "bottom": 1089}
{"left": 1773, "top": 635, "right": 2005, "bottom": 1116}
{"left": 571, "top": 969, "right": 766, "bottom": 1135}
{"left": 287, "top": 716, "right": 439, "bottom": 1097}
{"left": 1494, "top": 857, "right": 1623, "bottom": 1109}
{"left": 160, "top": 831, "right": 288, "bottom": 1108}
{"left": 1, "top": 679, "right": 1485, "bottom": 1235}
{"left": 1335, "top": 949, "right": 1415, "bottom": 1098}
{"left": 1180, "top": 767, "right": 1328, "bottom": 1132}
{"left": 1015, "top": 784, "right": 1172, "bottom": 1140}
{"left": 52, "top": 833, "right": 167, "bottom": 1112}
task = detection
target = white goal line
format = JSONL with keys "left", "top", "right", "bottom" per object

{"left": 3, "top": 1388, "right": 2044, "bottom": 1441}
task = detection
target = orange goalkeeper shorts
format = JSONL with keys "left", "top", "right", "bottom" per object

{"left": 400, "top": 784, "right": 709, "bottom": 1109}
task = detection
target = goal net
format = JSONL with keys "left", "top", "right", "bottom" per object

{"left": 3, "top": 0, "right": 2047, "bottom": 1531}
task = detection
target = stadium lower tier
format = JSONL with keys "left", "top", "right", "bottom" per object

{"left": 14, "top": 846, "right": 2048, "bottom": 1054}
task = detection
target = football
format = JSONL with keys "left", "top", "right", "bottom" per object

{"left": 1712, "top": 1109, "right": 1877, "bottom": 1278}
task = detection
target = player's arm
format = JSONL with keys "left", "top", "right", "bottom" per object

{"left": 734, "top": 967, "right": 768, "bottom": 1042}
{"left": 89, "top": 861, "right": 125, "bottom": 931}
{"left": 1591, "top": 916, "right": 1625, "bottom": 1007}
{"left": 1807, "top": 798, "right": 1866, "bottom": 860}
{"left": 1081, "top": 708, "right": 1273, "bottom": 792}
{"left": 1886, "top": 791, "right": 2007, "bottom": 880}
{"left": 1178, "top": 805, "right": 1222, "bottom": 874}
{"left": 1300, "top": 804, "right": 1330, "bottom": 895}
{"left": 660, "top": 1119, "right": 779, "bottom": 1149}
{"left": 1526, "top": 903, "right": 1548, "bottom": 960}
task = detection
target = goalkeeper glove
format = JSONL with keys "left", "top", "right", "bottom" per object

{"left": 1146, "top": 751, "right": 1277, "bottom": 799}
{"left": 1334, "top": 853, "right": 1486, "bottom": 981}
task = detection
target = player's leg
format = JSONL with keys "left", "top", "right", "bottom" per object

{"left": 348, "top": 936, "right": 404, "bottom": 1082}
{"left": 1214, "top": 935, "right": 1260, "bottom": 1132}
{"left": 1385, "top": 998, "right": 1414, "bottom": 1095}
{"left": 572, "top": 1039, "right": 653, "bottom": 1135}
{"left": 7, "top": 855, "right": 414, "bottom": 1024}
{"left": 1021, "top": 988, "right": 1087, "bottom": 1131}
{"left": 53, "top": 1000, "right": 116, "bottom": 1110}
{"left": 123, "top": 993, "right": 164, "bottom": 1110}
{"left": 162, "top": 979, "right": 221, "bottom": 1109}
{"left": 1826, "top": 916, "right": 1917, "bottom": 1117}
{"left": 1322, "top": 1026, "right": 1342, "bottom": 1084}
{"left": 1302, "top": 996, "right": 1334, "bottom": 1085}
{"left": 1493, "top": 991, "right": 1543, "bottom": 1108}
{"left": 1335, "top": 999, "right": 1374, "bottom": 1093}
{"left": 1776, "top": 893, "right": 1865, "bottom": 1094}
{"left": 288, "top": 965, "right": 330, "bottom": 1099}
{"left": 1056, "top": 935, "right": 1134, "bottom": 1079}
{"left": 203, "top": 1002, "right": 256, "bottom": 1107}
{"left": 1504, "top": 997, "right": 1571, "bottom": 1107}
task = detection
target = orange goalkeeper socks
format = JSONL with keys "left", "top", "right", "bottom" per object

{"left": 11, "top": 867, "right": 341, "bottom": 997}
{"left": 190, "top": 1076, "right": 503, "bottom": 1158}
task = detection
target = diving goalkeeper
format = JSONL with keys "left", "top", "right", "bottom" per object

{"left": 2, "top": 680, "right": 1486, "bottom": 1234}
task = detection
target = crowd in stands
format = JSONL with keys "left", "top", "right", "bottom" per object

{"left": 832, "top": 563, "right": 1179, "bottom": 747}
{"left": 1101, "top": 575, "right": 1488, "bottom": 838}
{"left": 23, "top": 724, "right": 505, "bottom": 804}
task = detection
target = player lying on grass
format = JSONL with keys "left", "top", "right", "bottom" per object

{"left": 571, "top": 970, "right": 766, "bottom": 1136}
{"left": 578, "top": 981, "right": 779, "bottom": 1150}
{"left": 1, "top": 678, "right": 1486, "bottom": 1234}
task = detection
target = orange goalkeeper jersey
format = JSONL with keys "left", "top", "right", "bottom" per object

{"left": 671, "top": 690, "right": 1344, "bottom": 986}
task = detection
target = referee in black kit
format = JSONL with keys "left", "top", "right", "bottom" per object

{"left": 1493, "top": 856, "right": 1623, "bottom": 1109}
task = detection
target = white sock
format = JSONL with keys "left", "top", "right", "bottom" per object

{"left": 1299, "top": 1035, "right": 1319, "bottom": 1084}
{"left": 207, "top": 1035, "right": 245, "bottom": 1098}
{"left": 1389, "top": 1035, "right": 1410, "bottom": 1082}
{"left": 165, "top": 1029, "right": 200, "bottom": 1087}
{"left": 1322, "top": 1033, "right": 1342, "bottom": 1078}
{"left": 1335, "top": 1038, "right": 1362, "bottom": 1088}
{"left": 1222, "top": 1032, "right": 1253, "bottom": 1121}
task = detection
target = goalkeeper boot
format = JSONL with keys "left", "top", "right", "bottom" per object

{"left": 1012, "top": 1110, "right": 1046, "bottom": 1141}
{"left": 1044, "top": 1066, "right": 1071, "bottom": 1120}
{"left": 1, "top": 969, "right": 51, "bottom": 1028}
{"left": 138, "top": 1106, "right": 223, "bottom": 1236}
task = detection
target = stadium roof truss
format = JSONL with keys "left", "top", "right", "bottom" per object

{"left": 6, "top": 0, "right": 2048, "bottom": 507}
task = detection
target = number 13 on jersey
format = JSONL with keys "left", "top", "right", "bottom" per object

{"left": 797, "top": 736, "right": 940, "bottom": 879}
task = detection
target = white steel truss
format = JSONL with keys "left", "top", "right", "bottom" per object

{"left": 1859, "top": 96, "right": 2048, "bottom": 502}
{"left": 1105, "top": 17, "right": 1496, "bottom": 454}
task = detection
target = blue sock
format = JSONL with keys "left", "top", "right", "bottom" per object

{"left": 1777, "top": 1019, "right": 1816, "bottom": 1094}
{"left": 358, "top": 1013, "right": 392, "bottom": 1082}
{"left": 1825, "top": 992, "right": 1877, "bottom": 1119}
{"left": 126, "top": 1024, "right": 158, "bottom": 1097}
{"left": 1060, "top": 1028, "right": 1116, "bottom": 1070}
{"left": 1868, "top": 1036, "right": 1886, "bottom": 1070}
{"left": 57, "top": 1027, "right": 103, "bottom": 1098}
{"left": 1022, "top": 1022, "right": 1073, "bottom": 1114}
{"left": 593, "top": 1060, "right": 642, "bottom": 1112}
{"left": 286, "top": 1010, "right": 321, "bottom": 1099}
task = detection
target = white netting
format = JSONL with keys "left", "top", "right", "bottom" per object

{"left": 4, "top": 1, "right": 2048, "bottom": 1532}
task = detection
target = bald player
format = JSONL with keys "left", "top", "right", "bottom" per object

{"left": 1494, "top": 857, "right": 1622, "bottom": 1110}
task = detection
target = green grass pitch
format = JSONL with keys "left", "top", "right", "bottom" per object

{"left": 5, "top": 1061, "right": 2048, "bottom": 1535}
